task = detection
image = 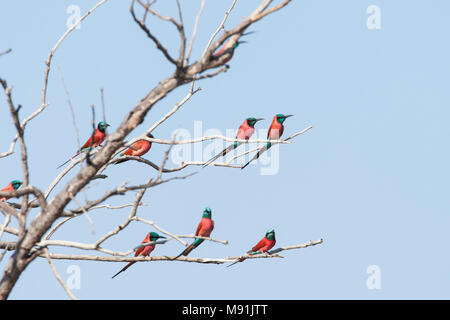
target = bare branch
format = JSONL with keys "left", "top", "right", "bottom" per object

{"left": 185, "top": 0, "right": 206, "bottom": 66}
{"left": 20, "top": 0, "right": 109, "bottom": 139}
{"left": 201, "top": 0, "right": 238, "bottom": 58}
{"left": 38, "top": 239, "right": 323, "bottom": 265}
{"left": 43, "top": 248, "right": 77, "bottom": 300}
{"left": 130, "top": 0, "right": 178, "bottom": 65}
{"left": 132, "top": 216, "right": 188, "bottom": 247}
{"left": 68, "top": 193, "right": 95, "bottom": 235}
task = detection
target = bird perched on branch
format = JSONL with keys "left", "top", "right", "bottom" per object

{"left": 172, "top": 207, "right": 214, "bottom": 260}
{"left": 115, "top": 133, "right": 154, "bottom": 165}
{"left": 247, "top": 229, "right": 276, "bottom": 255}
{"left": 203, "top": 118, "right": 263, "bottom": 167}
{"left": 211, "top": 31, "right": 254, "bottom": 64}
{"left": 241, "top": 114, "right": 293, "bottom": 169}
{"left": 227, "top": 229, "right": 276, "bottom": 267}
{"left": 57, "top": 121, "right": 110, "bottom": 169}
{"left": 112, "top": 232, "right": 166, "bottom": 279}
{"left": 211, "top": 39, "right": 246, "bottom": 64}
{"left": 0, "top": 180, "right": 22, "bottom": 202}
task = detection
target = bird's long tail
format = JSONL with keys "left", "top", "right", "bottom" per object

{"left": 111, "top": 261, "right": 136, "bottom": 279}
{"left": 226, "top": 258, "right": 244, "bottom": 268}
{"left": 203, "top": 143, "right": 239, "bottom": 168}
{"left": 227, "top": 249, "right": 260, "bottom": 267}
{"left": 56, "top": 151, "right": 81, "bottom": 169}
{"left": 241, "top": 143, "right": 271, "bottom": 170}
{"left": 172, "top": 238, "right": 204, "bottom": 260}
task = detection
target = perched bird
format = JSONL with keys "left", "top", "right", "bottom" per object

{"left": 211, "top": 39, "right": 246, "bottom": 64}
{"left": 241, "top": 114, "right": 293, "bottom": 169}
{"left": 247, "top": 229, "right": 276, "bottom": 255}
{"left": 57, "top": 121, "right": 110, "bottom": 169}
{"left": 112, "top": 232, "right": 166, "bottom": 279}
{"left": 0, "top": 180, "right": 22, "bottom": 202}
{"left": 227, "top": 229, "right": 276, "bottom": 267}
{"left": 172, "top": 207, "right": 214, "bottom": 260}
{"left": 115, "top": 133, "right": 154, "bottom": 165}
{"left": 203, "top": 118, "right": 263, "bottom": 167}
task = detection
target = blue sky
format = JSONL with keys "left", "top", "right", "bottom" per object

{"left": 1, "top": 0, "right": 449, "bottom": 299}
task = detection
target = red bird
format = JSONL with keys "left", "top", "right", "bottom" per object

{"left": 211, "top": 31, "right": 255, "bottom": 64}
{"left": 57, "top": 121, "right": 110, "bottom": 169}
{"left": 115, "top": 133, "right": 154, "bottom": 165}
{"left": 0, "top": 180, "right": 22, "bottom": 202}
{"left": 227, "top": 229, "right": 276, "bottom": 267}
{"left": 173, "top": 207, "right": 214, "bottom": 260}
{"left": 248, "top": 229, "right": 276, "bottom": 255}
{"left": 112, "top": 232, "right": 166, "bottom": 279}
{"left": 241, "top": 114, "right": 293, "bottom": 169}
{"left": 203, "top": 118, "right": 263, "bottom": 167}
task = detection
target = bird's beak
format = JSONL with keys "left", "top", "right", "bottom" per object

{"left": 158, "top": 236, "right": 167, "bottom": 239}
{"left": 254, "top": 118, "right": 264, "bottom": 122}
{"left": 105, "top": 123, "right": 111, "bottom": 127}
{"left": 238, "top": 40, "right": 247, "bottom": 45}
{"left": 284, "top": 115, "right": 293, "bottom": 118}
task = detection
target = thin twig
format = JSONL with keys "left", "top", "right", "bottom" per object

{"left": 43, "top": 248, "right": 77, "bottom": 300}
{"left": 185, "top": 0, "right": 206, "bottom": 66}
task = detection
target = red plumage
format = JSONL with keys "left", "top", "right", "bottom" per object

{"left": 267, "top": 115, "right": 284, "bottom": 140}
{"left": 236, "top": 119, "right": 256, "bottom": 140}
{"left": 0, "top": 183, "right": 14, "bottom": 202}
{"left": 250, "top": 236, "right": 276, "bottom": 254}
{"left": 121, "top": 139, "right": 152, "bottom": 157}
{"left": 112, "top": 233, "right": 156, "bottom": 279}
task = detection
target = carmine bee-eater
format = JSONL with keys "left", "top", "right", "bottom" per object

{"left": 227, "top": 229, "right": 276, "bottom": 267}
{"left": 203, "top": 118, "right": 263, "bottom": 167}
{"left": 247, "top": 229, "right": 276, "bottom": 255}
{"left": 211, "top": 39, "right": 246, "bottom": 64}
{"left": 0, "top": 180, "right": 22, "bottom": 202}
{"left": 115, "top": 133, "right": 154, "bottom": 165}
{"left": 112, "top": 232, "right": 166, "bottom": 279}
{"left": 57, "top": 121, "right": 110, "bottom": 169}
{"left": 241, "top": 114, "right": 293, "bottom": 170}
{"left": 172, "top": 207, "right": 214, "bottom": 260}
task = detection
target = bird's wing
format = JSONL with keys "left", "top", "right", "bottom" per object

{"left": 251, "top": 238, "right": 266, "bottom": 253}
{"left": 80, "top": 136, "right": 94, "bottom": 151}
{"left": 134, "top": 246, "right": 144, "bottom": 257}
{"left": 195, "top": 220, "right": 204, "bottom": 236}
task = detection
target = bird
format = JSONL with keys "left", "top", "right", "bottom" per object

{"left": 241, "top": 114, "right": 293, "bottom": 169}
{"left": 112, "top": 232, "right": 166, "bottom": 279}
{"left": 203, "top": 118, "right": 263, "bottom": 167}
{"left": 115, "top": 133, "right": 154, "bottom": 165}
{"left": 57, "top": 121, "right": 110, "bottom": 169}
{"left": 0, "top": 180, "right": 22, "bottom": 202}
{"left": 211, "top": 39, "right": 245, "bottom": 64}
{"left": 227, "top": 229, "right": 276, "bottom": 267}
{"left": 172, "top": 207, "right": 214, "bottom": 260}
{"left": 247, "top": 229, "right": 276, "bottom": 255}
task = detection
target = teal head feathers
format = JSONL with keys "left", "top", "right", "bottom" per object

{"left": 149, "top": 232, "right": 166, "bottom": 241}
{"left": 246, "top": 117, "right": 264, "bottom": 128}
{"left": 276, "top": 114, "right": 293, "bottom": 124}
{"left": 202, "top": 207, "right": 212, "bottom": 218}
{"left": 11, "top": 180, "right": 22, "bottom": 190}
{"left": 265, "top": 229, "right": 275, "bottom": 240}
{"left": 98, "top": 121, "right": 110, "bottom": 133}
